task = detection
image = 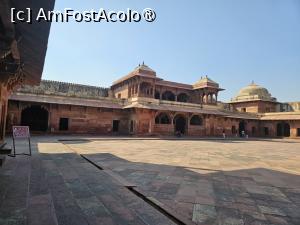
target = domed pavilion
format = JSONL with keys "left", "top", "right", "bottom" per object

{"left": 230, "top": 82, "right": 278, "bottom": 113}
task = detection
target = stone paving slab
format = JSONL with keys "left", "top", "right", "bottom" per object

{"left": 0, "top": 138, "right": 176, "bottom": 225}
{"left": 64, "top": 137, "right": 300, "bottom": 225}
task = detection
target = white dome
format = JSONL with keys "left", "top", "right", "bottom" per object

{"left": 231, "top": 82, "right": 276, "bottom": 102}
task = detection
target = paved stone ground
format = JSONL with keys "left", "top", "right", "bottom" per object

{"left": 0, "top": 137, "right": 176, "bottom": 225}
{"left": 63, "top": 137, "right": 300, "bottom": 225}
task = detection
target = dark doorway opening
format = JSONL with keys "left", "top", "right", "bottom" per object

{"left": 297, "top": 128, "right": 300, "bottom": 137}
{"left": 283, "top": 123, "right": 290, "bottom": 137}
{"left": 238, "top": 121, "right": 246, "bottom": 137}
{"left": 277, "top": 122, "right": 290, "bottom": 137}
{"left": 59, "top": 118, "right": 69, "bottom": 131}
{"left": 174, "top": 115, "right": 186, "bottom": 134}
{"left": 154, "top": 91, "right": 160, "bottom": 100}
{"left": 252, "top": 127, "right": 256, "bottom": 136}
{"left": 113, "top": 120, "right": 120, "bottom": 132}
{"left": 264, "top": 127, "right": 269, "bottom": 136}
{"left": 277, "top": 123, "right": 283, "bottom": 136}
{"left": 21, "top": 106, "right": 48, "bottom": 131}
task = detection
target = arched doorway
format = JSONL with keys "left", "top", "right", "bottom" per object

{"left": 174, "top": 115, "right": 186, "bottom": 134}
{"left": 21, "top": 106, "right": 49, "bottom": 131}
{"left": 277, "top": 122, "right": 290, "bottom": 137}
{"left": 239, "top": 121, "right": 246, "bottom": 137}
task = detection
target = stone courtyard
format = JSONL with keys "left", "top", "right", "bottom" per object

{"left": 0, "top": 136, "right": 300, "bottom": 225}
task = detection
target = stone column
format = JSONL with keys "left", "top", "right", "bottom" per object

{"left": 160, "top": 87, "right": 162, "bottom": 100}
{"left": 137, "top": 83, "right": 140, "bottom": 96}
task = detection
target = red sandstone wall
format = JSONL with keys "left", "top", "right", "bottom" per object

{"left": 188, "top": 125, "right": 205, "bottom": 136}
{"left": 6, "top": 101, "right": 130, "bottom": 135}
{"left": 290, "top": 121, "right": 300, "bottom": 138}
{"left": 260, "top": 120, "right": 300, "bottom": 138}
{"left": 0, "top": 84, "right": 9, "bottom": 142}
{"left": 6, "top": 100, "right": 299, "bottom": 138}
{"left": 231, "top": 101, "right": 277, "bottom": 113}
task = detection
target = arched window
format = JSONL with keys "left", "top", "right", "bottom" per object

{"left": 177, "top": 93, "right": 189, "bottom": 103}
{"left": 162, "top": 91, "right": 175, "bottom": 101}
{"left": 155, "top": 113, "right": 171, "bottom": 124}
{"left": 190, "top": 115, "right": 202, "bottom": 126}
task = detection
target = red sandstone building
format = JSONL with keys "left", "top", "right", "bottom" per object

{"left": 0, "top": 0, "right": 55, "bottom": 165}
{"left": 6, "top": 63, "right": 300, "bottom": 138}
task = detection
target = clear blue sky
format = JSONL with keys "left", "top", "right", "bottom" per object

{"left": 43, "top": 0, "right": 300, "bottom": 102}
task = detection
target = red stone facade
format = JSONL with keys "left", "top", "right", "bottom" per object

{"left": 5, "top": 64, "right": 300, "bottom": 138}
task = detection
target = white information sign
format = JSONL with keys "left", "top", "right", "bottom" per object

{"left": 11, "top": 126, "right": 31, "bottom": 157}
{"left": 13, "top": 126, "right": 30, "bottom": 138}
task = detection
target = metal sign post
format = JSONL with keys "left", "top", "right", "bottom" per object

{"left": 9, "top": 126, "right": 32, "bottom": 157}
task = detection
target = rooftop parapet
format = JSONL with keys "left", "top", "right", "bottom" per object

{"left": 15, "top": 80, "right": 109, "bottom": 99}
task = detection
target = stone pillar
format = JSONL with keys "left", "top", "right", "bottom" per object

{"left": 0, "top": 84, "right": 9, "bottom": 143}
{"left": 137, "top": 83, "right": 140, "bottom": 96}
{"left": 152, "top": 86, "right": 155, "bottom": 98}
{"left": 48, "top": 104, "right": 52, "bottom": 132}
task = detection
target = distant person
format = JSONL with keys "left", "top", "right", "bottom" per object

{"left": 222, "top": 129, "right": 226, "bottom": 139}
{"left": 241, "top": 130, "right": 245, "bottom": 138}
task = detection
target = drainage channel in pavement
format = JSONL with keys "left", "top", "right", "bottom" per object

{"left": 80, "top": 154, "right": 187, "bottom": 225}
{"left": 60, "top": 140, "right": 192, "bottom": 225}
